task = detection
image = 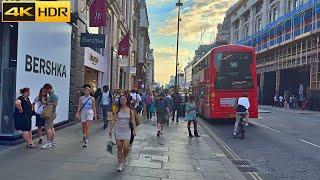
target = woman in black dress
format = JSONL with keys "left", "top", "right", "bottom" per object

{"left": 14, "top": 87, "right": 37, "bottom": 148}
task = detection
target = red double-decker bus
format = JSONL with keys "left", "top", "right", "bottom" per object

{"left": 192, "top": 45, "right": 258, "bottom": 119}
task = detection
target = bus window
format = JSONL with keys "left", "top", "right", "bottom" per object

{"left": 214, "top": 52, "right": 254, "bottom": 90}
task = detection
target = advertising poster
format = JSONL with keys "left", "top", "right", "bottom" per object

{"left": 16, "top": 22, "right": 72, "bottom": 130}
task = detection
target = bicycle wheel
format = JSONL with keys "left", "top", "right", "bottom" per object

{"left": 240, "top": 123, "right": 245, "bottom": 139}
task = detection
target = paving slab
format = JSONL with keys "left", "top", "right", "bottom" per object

{"left": 0, "top": 117, "right": 246, "bottom": 180}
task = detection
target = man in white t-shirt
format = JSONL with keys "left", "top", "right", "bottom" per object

{"left": 101, "top": 85, "right": 112, "bottom": 129}
{"left": 234, "top": 93, "right": 250, "bottom": 137}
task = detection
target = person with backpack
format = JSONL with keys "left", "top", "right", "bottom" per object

{"left": 101, "top": 85, "right": 112, "bottom": 129}
{"left": 76, "top": 84, "right": 97, "bottom": 147}
{"left": 155, "top": 93, "right": 169, "bottom": 137}
{"left": 172, "top": 90, "right": 182, "bottom": 122}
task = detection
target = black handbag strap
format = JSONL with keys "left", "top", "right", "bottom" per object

{"left": 79, "top": 96, "right": 92, "bottom": 112}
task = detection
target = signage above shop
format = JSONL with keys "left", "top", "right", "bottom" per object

{"left": 89, "top": 0, "right": 107, "bottom": 27}
{"left": 80, "top": 33, "right": 106, "bottom": 48}
{"left": 84, "top": 47, "right": 106, "bottom": 72}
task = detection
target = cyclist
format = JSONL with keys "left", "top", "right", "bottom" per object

{"left": 233, "top": 93, "right": 250, "bottom": 138}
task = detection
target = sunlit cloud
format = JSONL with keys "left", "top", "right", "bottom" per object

{"left": 157, "top": 0, "right": 237, "bottom": 44}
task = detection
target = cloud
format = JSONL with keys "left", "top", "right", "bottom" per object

{"left": 153, "top": 47, "right": 193, "bottom": 84}
{"left": 146, "top": 0, "right": 174, "bottom": 7}
{"left": 156, "top": 0, "right": 237, "bottom": 44}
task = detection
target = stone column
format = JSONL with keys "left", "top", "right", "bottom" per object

{"left": 262, "top": 0, "right": 269, "bottom": 28}
{"left": 239, "top": 16, "right": 245, "bottom": 40}
{"left": 249, "top": 8, "right": 255, "bottom": 36}
{"left": 279, "top": 0, "right": 286, "bottom": 17}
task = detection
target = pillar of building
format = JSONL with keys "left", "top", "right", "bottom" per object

{"left": 279, "top": 0, "right": 286, "bottom": 17}
{"left": 275, "top": 69, "right": 280, "bottom": 93}
{"left": 239, "top": 16, "right": 245, "bottom": 40}
{"left": 259, "top": 72, "right": 265, "bottom": 104}
{"left": 249, "top": 8, "right": 255, "bottom": 36}
{"left": 230, "top": 24, "right": 235, "bottom": 43}
{"left": 262, "top": 0, "right": 269, "bottom": 28}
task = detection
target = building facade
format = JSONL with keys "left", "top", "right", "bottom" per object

{"left": 136, "top": 0, "right": 150, "bottom": 90}
{"left": 184, "top": 62, "right": 193, "bottom": 90}
{"left": 220, "top": 0, "right": 320, "bottom": 109}
{"left": 146, "top": 48, "right": 155, "bottom": 90}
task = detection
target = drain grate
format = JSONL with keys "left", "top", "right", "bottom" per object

{"left": 237, "top": 166, "right": 258, "bottom": 173}
{"left": 232, "top": 159, "right": 250, "bottom": 166}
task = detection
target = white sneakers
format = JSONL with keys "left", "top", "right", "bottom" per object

{"left": 41, "top": 142, "right": 53, "bottom": 149}
{"left": 117, "top": 163, "right": 123, "bottom": 172}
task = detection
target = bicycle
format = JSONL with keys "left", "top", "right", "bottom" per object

{"left": 236, "top": 112, "right": 247, "bottom": 139}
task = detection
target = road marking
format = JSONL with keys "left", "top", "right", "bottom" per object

{"left": 250, "top": 121, "right": 281, "bottom": 133}
{"left": 198, "top": 120, "right": 264, "bottom": 180}
{"left": 299, "top": 139, "right": 320, "bottom": 149}
{"left": 258, "top": 117, "right": 264, "bottom": 119}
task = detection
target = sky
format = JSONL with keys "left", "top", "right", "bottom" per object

{"left": 146, "top": 0, "right": 238, "bottom": 85}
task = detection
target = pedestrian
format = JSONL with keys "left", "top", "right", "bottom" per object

{"left": 185, "top": 95, "right": 200, "bottom": 138}
{"left": 41, "top": 83, "right": 58, "bottom": 149}
{"left": 164, "top": 93, "right": 173, "bottom": 125}
{"left": 101, "top": 85, "right": 112, "bottom": 129}
{"left": 155, "top": 94, "right": 169, "bottom": 137}
{"left": 289, "top": 95, "right": 294, "bottom": 109}
{"left": 14, "top": 87, "right": 37, "bottom": 148}
{"left": 279, "top": 95, "right": 284, "bottom": 108}
{"left": 129, "top": 90, "right": 141, "bottom": 147}
{"left": 284, "top": 93, "right": 289, "bottom": 109}
{"left": 273, "top": 94, "right": 278, "bottom": 107}
{"left": 32, "top": 88, "right": 47, "bottom": 144}
{"left": 172, "top": 89, "right": 182, "bottom": 122}
{"left": 109, "top": 95, "right": 136, "bottom": 172}
{"left": 76, "top": 84, "right": 97, "bottom": 147}
{"left": 93, "top": 88, "right": 102, "bottom": 119}
{"left": 146, "top": 91, "right": 154, "bottom": 120}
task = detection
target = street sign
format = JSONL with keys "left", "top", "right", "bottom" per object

{"left": 80, "top": 33, "right": 106, "bottom": 48}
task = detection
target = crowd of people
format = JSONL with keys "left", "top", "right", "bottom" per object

{"left": 13, "top": 84, "right": 200, "bottom": 172}
{"left": 273, "top": 93, "right": 308, "bottom": 110}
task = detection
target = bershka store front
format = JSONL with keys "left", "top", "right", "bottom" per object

{"left": 0, "top": 22, "right": 72, "bottom": 141}
{"left": 84, "top": 47, "right": 107, "bottom": 91}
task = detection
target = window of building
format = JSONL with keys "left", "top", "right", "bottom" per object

{"left": 256, "top": 3, "right": 262, "bottom": 14}
{"left": 245, "top": 25, "right": 249, "bottom": 37}
{"left": 256, "top": 17, "right": 262, "bottom": 32}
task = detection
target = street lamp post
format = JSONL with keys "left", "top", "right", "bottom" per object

{"left": 175, "top": 0, "right": 183, "bottom": 89}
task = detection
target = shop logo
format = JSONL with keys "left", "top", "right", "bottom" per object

{"left": 2, "top": 1, "right": 70, "bottom": 22}
{"left": 90, "top": 54, "right": 99, "bottom": 65}
{"left": 25, "top": 55, "right": 67, "bottom": 78}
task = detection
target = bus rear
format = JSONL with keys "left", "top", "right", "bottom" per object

{"left": 209, "top": 46, "right": 258, "bottom": 119}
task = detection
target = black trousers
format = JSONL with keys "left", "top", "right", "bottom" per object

{"left": 172, "top": 105, "right": 180, "bottom": 121}
{"left": 187, "top": 120, "right": 198, "bottom": 131}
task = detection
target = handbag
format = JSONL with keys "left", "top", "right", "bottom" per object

{"left": 106, "top": 139, "right": 114, "bottom": 154}
{"left": 40, "top": 105, "right": 53, "bottom": 120}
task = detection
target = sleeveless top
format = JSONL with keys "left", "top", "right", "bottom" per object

{"left": 15, "top": 96, "right": 33, "bottom": 120}
{"left": 115, "top": 110, "right": 131, "bottom": 134}
{"left": 81, "top": 96, "right": 93, "bottom": 111}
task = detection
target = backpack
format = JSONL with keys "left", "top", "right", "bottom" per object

{"left": 156, "top": 100, "right": 166, "bottom": 114}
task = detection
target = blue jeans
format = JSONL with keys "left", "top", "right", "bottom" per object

{"left": 102, "top": 105, "right": 110, "bottom": 127}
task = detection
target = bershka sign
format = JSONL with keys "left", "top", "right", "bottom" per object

{"left": 80, "top": 33, "right": 106, "bottom": 48}
{"left": 25, "top": 55, "right": 67, "bottom": 77}
{"left": 16, "top": 22, "right": 72, "bottom": 130}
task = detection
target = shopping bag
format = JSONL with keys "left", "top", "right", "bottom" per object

{"left": 40, "top": 105, "right": 53, "bottom": 120}
{"left": 106, "top": 140, "right": 114, "bottom": 154}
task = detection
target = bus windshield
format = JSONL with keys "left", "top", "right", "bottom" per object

{"left": 214, "top": 52, "right": 254, "bottom": 90}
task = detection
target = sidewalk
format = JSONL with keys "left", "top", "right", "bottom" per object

{"left": 259, "top": 105, "right": 320, "bottom": 115}
{"left": 0, "top": 118, "right": 246, "bottom": 180}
